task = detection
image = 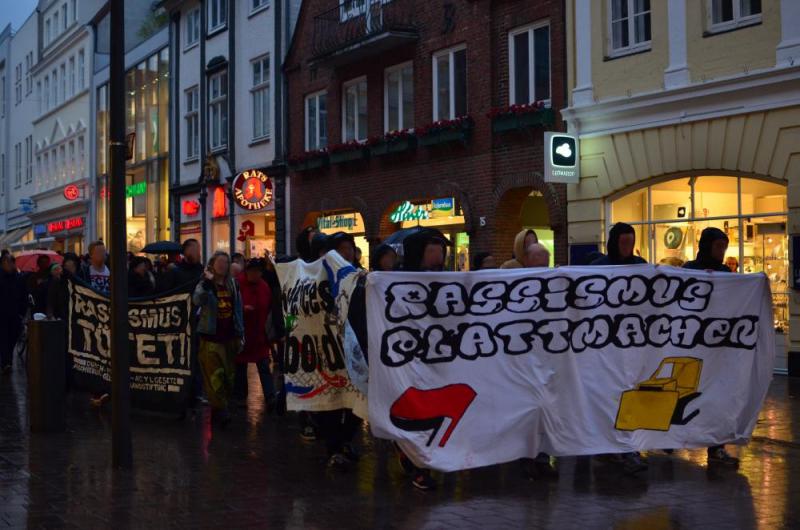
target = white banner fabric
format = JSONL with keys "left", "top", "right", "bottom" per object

{"left": 366, "top": 265, "right": 775, "bottom": 472}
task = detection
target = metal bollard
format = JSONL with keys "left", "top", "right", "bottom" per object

{"left": 27, "top": 319, "right": 66, "bottom": 433}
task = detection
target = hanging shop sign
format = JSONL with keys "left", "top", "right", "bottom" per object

{"left": 430, "top": 198, "right": 455, "bottom": 218}
{"left": 126, "top": 181, "right": 147, "bottom": 198}
{"left": 544, "top": 132, "right": 579, "bottom": 184}
{"left": 233, "top": 170, "right": 274, "bottom": 211}
{"left": 19, "top": 198, "right": 35, "bottom": 213}
{"left": 63, "top": 184, "right": 81, "bottom": 201}
{"left": 182, "top": 200, "right": 201, "bottom": 217}
{"left": 34, "top": 224, "right": 48, "bottom": 237}
{"left": 48, "top": 216, "right": 85, "bottom": 234}
{"left": 317, "top": 214, "right": 359, "bottom": 233}
{"left": 237, "top": 220, "right": 256, "bottom": 242}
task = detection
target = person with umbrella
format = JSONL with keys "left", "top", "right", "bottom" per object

{"left": 0, "top": 254, "right": 27, "bottom": 374}
{"left": 157, "top": 239, "right": 204, "bottom": 293}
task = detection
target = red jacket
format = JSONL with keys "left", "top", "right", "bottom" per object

{"left": 236, "top": 273, "right": 272, "bottom": 363}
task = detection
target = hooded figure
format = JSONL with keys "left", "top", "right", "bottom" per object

{"left": 500, "top": 230, "right": 538, "bottom": 269}
{"left": 401, "top": 228, "right": 449, "bottom": 272}
{"left": 683, "top": 227, "right": 730, "bottom": 272}
{"left": 371, "top": 243, "right": 398, "bottom": 271}
{"left": 591, "top": 223, "right": 647, "bottom": 265}
{"left": 295, "top": 226, "right": 317, "bottom": 262}
{"left": 309, "top": 233, "right": 330, "bottom": 260}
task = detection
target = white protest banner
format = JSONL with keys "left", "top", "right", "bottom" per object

{"left": 367, "top": 265, "right": 775, "bottom": 472}
{"left": 276, "top": 251, "right": 366, "bottom": 416}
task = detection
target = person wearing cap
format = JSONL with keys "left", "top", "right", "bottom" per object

{"left": 233, "top": 259, "right": 275, "bottom": 410}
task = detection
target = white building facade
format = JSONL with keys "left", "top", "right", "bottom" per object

{"left": 163, "top": 0, "right": 299, "bottom": 260}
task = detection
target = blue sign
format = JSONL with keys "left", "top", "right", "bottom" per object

{"left": 19, "top": 198, "right": 35, "bottom": 213}
{"left": 431, "top": 198, "right": 454, "bottom": 211}
{"left": 34, "top": 224, "right": 47, "bottom": 237}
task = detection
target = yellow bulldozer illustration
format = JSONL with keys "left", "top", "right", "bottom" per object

{"left": 615, "top": 357, "right": 703, "bottom": 431}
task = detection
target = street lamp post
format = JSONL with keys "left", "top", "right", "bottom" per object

{"left": 109, "top": 0, "right": 132, "bottom": 469}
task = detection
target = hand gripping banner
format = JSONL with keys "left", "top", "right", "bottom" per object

{"left": 276, "top": 251, "right": 366, "bottom": 417}
{"left": 67, "top": 280, "right": 194, "bottom": 413}
{"left": 366, "top": 265, "right": 775, "bottom": 472}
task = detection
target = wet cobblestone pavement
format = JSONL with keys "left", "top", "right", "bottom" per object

{"left": 1, "top": 366, "right": 799, "bottom": 529}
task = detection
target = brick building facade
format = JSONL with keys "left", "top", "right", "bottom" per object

{"left": 285, "top": 0, "right": 567, "bottom": 267}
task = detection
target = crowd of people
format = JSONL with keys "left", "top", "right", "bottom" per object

{"left": 0, "top": 221, "right": 742, "bottom": 491}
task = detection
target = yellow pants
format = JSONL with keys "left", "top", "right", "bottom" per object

{"left": 198, "top": 339, "right": 238, "bottom": 411}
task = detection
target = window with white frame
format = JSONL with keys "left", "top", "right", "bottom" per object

{"left": 62, "top": 3, "right": 68, "bottom": 29}
{"left": 44, "top": 77, "right": 50, "bottom": 111}
{"left": 609, "top": 0, "right": 651, "bottom": 56}
{"left": 78, "top": 50, "right": 85, "bottom": 89}
{"left": 60, "top": 63, "right": 66, "bottom": 101}
{"left": 51, "top": 149, "right": 57, "bottom": 180}
{"left": 78, "top": 136, "right": 85, "bottom": 174}
{"left": 510, "top": 23, "right": 551, "bottom": 105}
{"left": 54, "top": 12, "right": 60, "bottom": 38}
{"left": 25, "top": 53, "right": 33, "bottom": 95}
{"left": 36, "top": 82, "right": 41, "bottom": 113}
{"left": 72, "top": 0, "right": 77, "bottom": 23}
{"left": 69, "top": 57, "right": 75, "bottom": 97}
{"left": 209, "top": 0, "right": 227, "bottom": 32}
{"left": 384, "top": 63, "right": 413, "bottom": 132}
{"left": 14, "top": 64, "right": 21, "bottom": 105}
{"left": 709, "top": 0, "right": 761, "bottom": 32}
{"left": 45, "top": 19, "right": 51, "bottom": 45}
{"left": 43, "top": 152, "right": 49, "bottom": 181}
{"left": 251, "top": 56, "right": 270, "bottom": 140}
{"left": 185, "top": 86, "right": 199, "bottom": 159}
{"left": 342, "top": 78, "right": 367, "bottom": 142}
{"left": 305, "top": 91, "right": 327, "bottom": 150}
{"left": 52, "top": 69, "right": 58, "bottom": 105}
{"left": 208, "top": 71, "right": 228, "bottom": 150}
{"left": 252, "top": 0, "right": 268, "bottom": 12}
{"left": 69, "top": 140, "right": 75, "bottom": 178}
{"left": 432, "top": 46, "right": 467, "bottom": 121}
{"left": 185, "top": 8, "right": 200, "bottom": 48}
{"left": 25, "top": 136, "right": 32, "bottom": 184}
{"left": 59, "top": 145, "right": 66, "bottom": 180}
{"left": 14, "top": 143, "right": 21, "bottom": 188}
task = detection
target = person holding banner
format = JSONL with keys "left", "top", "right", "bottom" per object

{"left": 593, "top": 222, "right": 649, "bottom": 474}
{"left": 0, "top": 254, "right": 27, "bottom": 375}
{"left": 682, "top": 226, "right": 740, "bottom": 468}
{"left": 193, "top": 252, "right": 244, "bottom": 427}
{"left": 500, "top": 229, "right": 538, "bottom": 269}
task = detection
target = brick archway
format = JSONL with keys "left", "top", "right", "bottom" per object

{"left": 490, "top": 171, "right": 568, "bottom": 265}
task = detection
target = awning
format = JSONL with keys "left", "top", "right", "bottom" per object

{"left": 0, "top": 227, "right": 30, "bottom": 249}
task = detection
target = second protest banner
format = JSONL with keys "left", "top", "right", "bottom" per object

{"left": 366, "top": 265, "right": 775, "bottom": 472}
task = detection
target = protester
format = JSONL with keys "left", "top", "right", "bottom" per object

{"left": 521, "top": 243, "right": 550, "bottom": 268}
{"left": 158, "top": 239, "right": 204, "bottom": 292}
{"left": 28, "top": 254, "right": 52, "bottom": 313}
{"left": 371, "top": 244, "right": 397, "bottom": 272}
{"left": 233, "top": 259, "right": 275, "bottom": 410}
{"left": 354, "top": 247, "right": 364, "bottom": 269}
{"left": 80, "top": 241, "right": 111, "bottom": 292}
{"left": 682, "top": 227, "right": 740, "bottom": 467}
{"left": 500, "top": 229, "right": 538, "bottom": 269}
{"left": 592, "top": 223, "right": 649, "bottom": 474}
{"left": 472, "top": 251, "right": 496, "bottom": 271}
{"left": 310, "top": 232, "right": 330, "bottom": 261}
{"left": 591, "top": 223, "right": 647, "bottom": 265}
{"left": 232, "top": 252, "right": 246, "bottom": 269}
{"left": 129, "top": 256, "right": 156, "bottom": 297}
{"left": 725, "top": 255, "right": 739, "bottom": 273}
{"left": 295, "top": 226, "right": 317, "bottom": 262}
{"left": 0, "top": 255, "right": 27, "bottom": 374}
{"left": 193, "top": 252, "right": 244, "bottom": 427}
{"left": 579, "top": 250, "right": 604, "bottom": 266}
{"left": 261, "top": 257, "right": 286, "bottom": 415}
{"left": 47, "top": 253, "right": 79, "bottom": 321}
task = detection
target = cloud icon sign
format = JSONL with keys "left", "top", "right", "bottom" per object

{"left": 555, "top": 142, "right": 573, "bottom": 159}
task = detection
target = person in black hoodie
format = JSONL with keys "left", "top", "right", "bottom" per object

{"left": 591, "top": 222, "right": 649, "bottom": 474}
{"left": 591, "top": 223, "right": 647, "bottom": 265}
{"left": 0, "top": 255, "right": 27, "bottom": 374}
{"left": 371, "top": 243, "right": 398, "bottom": 272}
{"left": 129, "top": 256, "right": 156, "bottom": 298}
{"left": 157, "top": 239, "right": 205, "bottom": 293}
{"left": 683, "top": 227, "right": 740, "bottom": 467}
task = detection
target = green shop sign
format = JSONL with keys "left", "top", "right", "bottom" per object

{"left": 390, "top": 201, "right": 430, "bottom": 223}
{"left": 126, "top": 181, "right": 147, "bottom": 198}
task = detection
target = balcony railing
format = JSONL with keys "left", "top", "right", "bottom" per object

{"left": 312, "top": 0, "right": 417, "bottom": 63}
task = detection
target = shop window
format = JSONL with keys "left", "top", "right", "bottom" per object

{"left": 342, "top": 77, "right": 367, "bottom": 142}
{"left": 305, "top": 91, "right": 327, "bottom": 150}
{"left": 708, "top": 0, "right": 761, "bottom": 33}
{"left": 609, "top": 175, "right": 788, "bottom": 332}
{"left": 385, "top": 63, "right": 413, "bottom": 132}
{"left": 509, "top": 22, "right": 550, "bottom": 105}
{"left": 433, "top": 46, "right": 467, "bottom": 121}
{"left": 609, "top": 0, "right": 651, "bottom": 57}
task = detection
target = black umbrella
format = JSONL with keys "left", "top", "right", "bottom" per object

{"left": 141, "top": 240, "right": 182, "bottom": 254}
{"left": 382, "top": 226, "right": 451, "bottom": 247}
